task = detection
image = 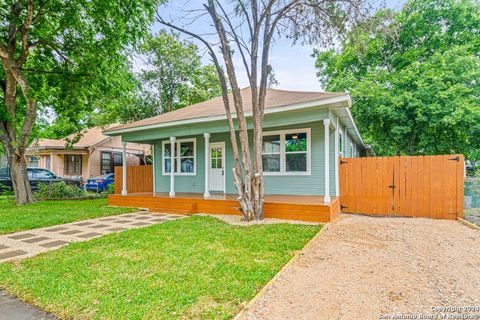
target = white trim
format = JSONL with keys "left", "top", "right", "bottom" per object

{"left": 203, "top": 133, "right": 210, "bottom": 198}
{"left": 209, "top": 141, "right": 226, "bottom": 193}
{"left": 338, "top": 127, "right": 345, "bottom": 158}
{"left": 161, "top": 138, "right": 197, "bottom": 176}
{"left": 262, "top": 128, "right": 311, "bottom": 176}
{"left": 121, "top": 141, "right": 127, "bottom": 196}
{"left": 323, "top": 119, "right": 331, "bottom": 204}
{"left": 104, "top": 95, "right": 351, "bottom": 136}
{"left": 350, "top": 142, "right": 354, "bottom": 158}
{"left": 169, "top": 137, "right": 176, "bottom": 196}
{"left": 345, "top": 107, "right": 365, "bottom": 147}
{"left": 334, "top": 117, "right": 340, "bottom": 196}
{"left": 152, "top": 144, "right": 156, "bottom": 193}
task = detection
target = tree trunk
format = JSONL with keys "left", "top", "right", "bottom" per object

{"left": 9, "top": 152, "right": 34, "bottom": 204}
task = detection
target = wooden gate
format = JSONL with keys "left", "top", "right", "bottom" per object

{"left": 339, "top": 155, "right": 464, "bottom": 220}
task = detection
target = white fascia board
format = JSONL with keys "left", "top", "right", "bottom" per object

{"left": 345, "top": 108, "right": 366, "bottom": 148}
{"left": 103, "top": 95, "right": 350, "bottom": 136}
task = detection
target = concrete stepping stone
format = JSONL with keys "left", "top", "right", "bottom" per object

{"left": 22, "top": 237, "right": 50, "bottom": 244}
{"left": 108, "top": 227, "right": 127, "bottom": 232}
{"left": 40, "top": 240, "right": 69, "bottom": 248}
{"left": 59, "top": 230, "right": 82, "bottom": 235}
{"left": 74, "top": 222, "right": 95, "bottom": 226}
{"left": 77, "top": 232, "right": 102, "bottom": 239}
{"left": 45, "top": 227, "right": 68, "bottom": 232}
{"left": 0, "top": 211, "right": 181, "bottom": 263}
{"left": 0, "top": 250, "right": 27, "bottom": 260}
{"left": 90, "top": 224, "right": 109, "bottom": 229}
{"left": 9, "top": 233, "right": 35, "bottom": 240}
{"left": 131, "top": 222, "right": 151, "bottom": 226}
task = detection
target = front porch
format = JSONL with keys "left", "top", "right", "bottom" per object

{"left": 108, "top": 192, "right": 340, "bottom": 222}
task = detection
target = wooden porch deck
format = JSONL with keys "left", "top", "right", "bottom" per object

{"left": 108, "top": 193, "right": 340, "bottom": 223}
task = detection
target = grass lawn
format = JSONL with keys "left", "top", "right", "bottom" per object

{"left": 0, "top": 197, "right": 136, "bottom": 235}
{"left": 0, "top": 216, "right": 320, "bottom": 319}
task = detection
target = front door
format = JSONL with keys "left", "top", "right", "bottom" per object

{"left": 209, "top": 142, "right": 225, "bottom": 192}
{"left": 45, "top": 155, "right": 51, "bottom": 171}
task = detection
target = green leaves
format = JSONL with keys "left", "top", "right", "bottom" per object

{"left": 109, "top": 30, "right": 222, "bottom": 123}
{"left": 0, "top": 0, "right": 163, "bottom": 138}
{"left": 314, "top": 0, "right": 480, "bottom": 159}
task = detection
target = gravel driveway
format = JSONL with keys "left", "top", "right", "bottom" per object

{"left": 239, "top": 214, "right": 480, "bottom": 320}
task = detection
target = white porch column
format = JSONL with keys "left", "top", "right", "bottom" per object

{"left": 334, "top": 117, "right": 340, "bottom": 196}
{"left": 121, "top": 141, "right": 127, "bottom": 196}
{"left": 152, "top": 144, "right": 156, "bottom": 193}
{"left": 323, "top": 119, "right": 331, "bottom": 204}
{"left": 203, "top": 133, "right": 210, "bottom": 198}
{"left": 169, "top": 136, "right": 176, "bottom": 197}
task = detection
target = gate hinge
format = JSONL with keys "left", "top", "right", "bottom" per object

{"left": 340, "top": 204, "right": 348, "bottom": 210}
{"left": 388, "top": 185, "right": 396, "bottom": 189}
{"left": 448, "top": 156, "right": 460, "bottom": 162}
{"left": 340, "top": 160, "right": 348, "bottom": 165}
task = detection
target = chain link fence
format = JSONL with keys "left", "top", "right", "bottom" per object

{"left": 464, "top": 177, "right": 480, "bottom": 226}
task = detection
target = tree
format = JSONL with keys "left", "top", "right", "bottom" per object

{"left": 0, "top": 0, "right": 161, "bottom": 204}
{"left": 140, "top": 31, "right": 222, "bottom": 113}
{"left": 157, "top": 0, "right": 369, "bottom": 220}
{"left": 315, "top": 0, "right": 480, "bottom": 158}
{"left": 99, "top": 31, "right": 222, "bottom": 124}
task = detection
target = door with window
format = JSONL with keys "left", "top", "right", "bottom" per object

{"left": 45, "top": 155, "right": 51, "bottom": 171}
{"left": 209, "top": 143, "right": 225, "bottom": 192}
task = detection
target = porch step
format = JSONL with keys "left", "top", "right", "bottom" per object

{"left": 149, "top": 202, "right": 197, "bottom": 214}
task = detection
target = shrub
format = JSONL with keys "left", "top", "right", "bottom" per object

{"left": 104, "top": 183, "right": 115, "bottom": 195}
{"left": 36, "top": 182, "right": 89, "bottom": 200}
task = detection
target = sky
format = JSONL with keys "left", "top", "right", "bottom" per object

{"left": 150, "top": 0, "right": 407, "bottom": 92}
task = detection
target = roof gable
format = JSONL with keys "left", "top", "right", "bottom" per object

{"left": 30, "top": 125, "right": 116, "bottom": 150}
{"left": 105, "top": 87, "right": 346, "bottom": 134}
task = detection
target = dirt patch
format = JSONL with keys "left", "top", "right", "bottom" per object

{"left": 197, "top": 214, "right": 320, "bottom": 226}
{"left": 238, "top": 214, "right": 480, "bottom": 320}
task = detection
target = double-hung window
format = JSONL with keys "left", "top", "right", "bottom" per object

{"left": 162, "top": 138, "right": 196, "bottom": 175}
{"left": 101, "top": 152, "right": 122, "bottom": 174}
{"left": 262, "top": 128, "right": 310, "bottom": 175}
{"left": 28, "top": 156, "right": 40, "bottom": 168}
{"left": 65, "top": 155, "right": 82, "bottom": 175}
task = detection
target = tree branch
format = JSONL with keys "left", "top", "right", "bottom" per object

{"left": 17, "top": 0, "right": 34, "bottom": 66}
{"left": 216, "top": 1, "right": 252, "bottom": 80}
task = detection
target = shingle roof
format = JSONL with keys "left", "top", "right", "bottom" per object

{"left": 105, "top": 87, "right": 346, "bottom": 133}
{"left": 30, "top": 126, "right": 114, "bottom": 149}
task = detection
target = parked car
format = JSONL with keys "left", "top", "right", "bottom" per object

{"left": 85, "top": 174, "right": 115, "bottom": 192}
{"left": 0, "top": 167, "right": 82, "bottom": 192}
{"left": 466, "top": 160, "right": 477, "bottom": 176}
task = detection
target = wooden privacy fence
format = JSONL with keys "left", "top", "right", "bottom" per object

{"left": 339, "top": 155, "right": 464, "bottom": 220}
{"left": 114, "top": 165, "right": 153, "bottom": 194}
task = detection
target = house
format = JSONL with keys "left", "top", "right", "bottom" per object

{"left": 25, "top": 126, "right": 149, "bottom": 180}
{"left": 104, "top": 88, "right": 371, "bottom": 222}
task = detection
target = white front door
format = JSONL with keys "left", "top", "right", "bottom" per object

{"left": 209, "top": 142, "right": 225, "bottom": 192}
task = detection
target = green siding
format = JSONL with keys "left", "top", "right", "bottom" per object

{"left": 121, "top": 108, "right": 330, "bottom": 143}
{"left": 153, "top": 121, "right": 333, "bottom": 196}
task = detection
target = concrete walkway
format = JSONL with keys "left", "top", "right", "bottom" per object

{"left": 0, "top": 211, "right": 183, "bottom": 263}
{"left": 0, "top": 291, "right": 54, "bottom": 320}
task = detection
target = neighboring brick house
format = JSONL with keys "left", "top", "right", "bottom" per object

{"left": 25, "top": 126, "right": 149, "bottom": 180}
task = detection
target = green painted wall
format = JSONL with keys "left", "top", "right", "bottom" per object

{"left": 121, "top": 108, "right": 330, "bottom": 143}
{"left": 143, "top": 106, "right": 364, "bottom": 197}
{"left": 153, "top": 120, "right": 338, "bottom": 196}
